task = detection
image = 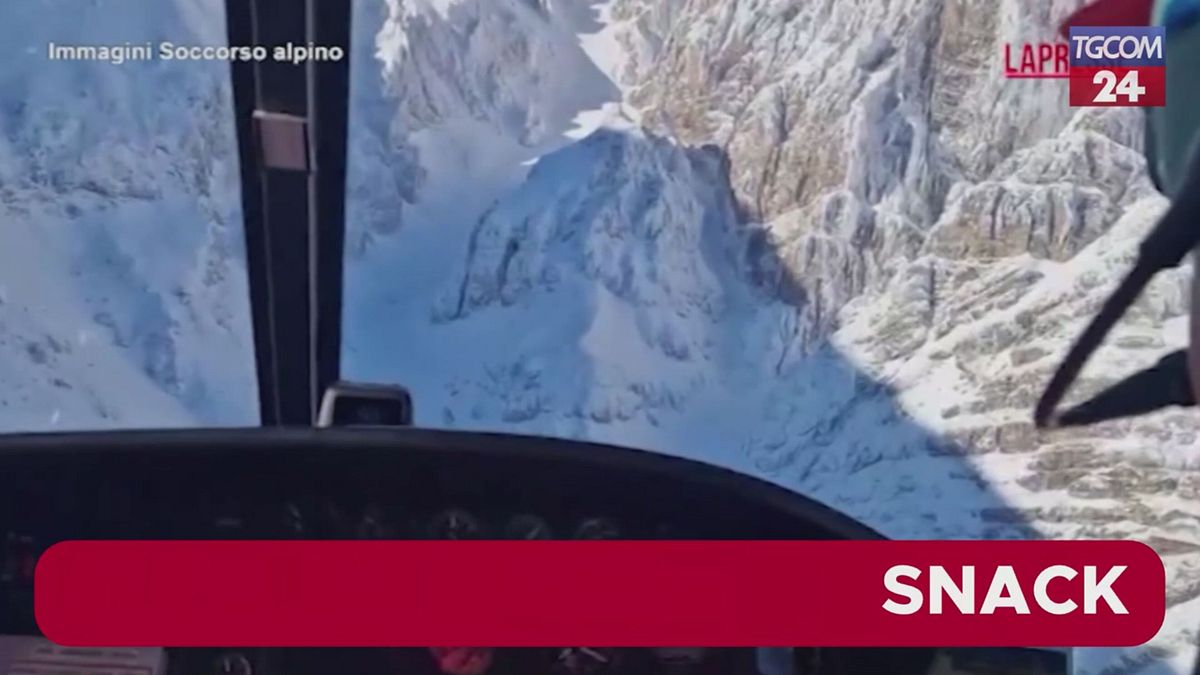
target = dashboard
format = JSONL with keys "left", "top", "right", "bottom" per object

{"left": 0, "top": 429, "right": 1068, "bottom": 675}
{"left": 0, "top": 428, "right": 878, "bottom": 635}
{"left": 0, "top": 426, "right": 877, "bottom": 540}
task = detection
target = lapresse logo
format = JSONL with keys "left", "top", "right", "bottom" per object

{"left": 1068, "top": 26, "right": 1165, "bottom": 107}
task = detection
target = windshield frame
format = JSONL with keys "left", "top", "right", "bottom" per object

{"left": 221, "top": 0, "right": 353, "bottom": 427}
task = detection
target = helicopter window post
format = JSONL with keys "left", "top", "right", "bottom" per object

{"left": 223, "top": 0, "right": 352, "bottom": 426}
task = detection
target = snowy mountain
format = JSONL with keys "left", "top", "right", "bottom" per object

{"left": 0, "top": 0, "right": 257, "bottom": 429}
{"left": 340, "top": 0, "right": 1200, "bottom": 671}
{"left": 3, "top": 0, "right": 1200, "bottom": 672}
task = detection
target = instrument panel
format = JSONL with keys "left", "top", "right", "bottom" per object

{"left": 0, "top": 500, "right": 667, "bottom": 542}
{"left": 0, "top": 428, "right": 881, "bottom": 638}
{"left": 0, "top": 430, "right": 1068, "bottom": 675}
{"left": 0, "top": 428, "right": 878, "bottom": 543}
{"left": 0, "top": 503, "right": 665, "bottom": 634}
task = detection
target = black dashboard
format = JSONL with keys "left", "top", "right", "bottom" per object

{"left": 0, "top": 428, "right": 878, "bottom": 636}
{"left": 0, "top": 426, "right": 878, "bottom": 540}
{"left": 0, "top": 429, "right": 1068, "bottom": 675}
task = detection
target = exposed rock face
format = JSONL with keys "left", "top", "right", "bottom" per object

{"left": 435, "top": 130, "right": 742, "bottom": 326}
{"left": 608, "top": 0, "right": 1158, "bottom": 343}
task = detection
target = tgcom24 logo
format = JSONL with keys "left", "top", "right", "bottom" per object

{"left": 1002, "top": 0, "right": 1200, "bottom": 107}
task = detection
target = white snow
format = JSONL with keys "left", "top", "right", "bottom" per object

{"left": 0, "top": 0, "right": 257, "bottom": 430}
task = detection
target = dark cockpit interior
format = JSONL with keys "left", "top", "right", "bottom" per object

{"left": 0, "top": 428, "right": 1072, "bottom": 675}
{"left": 0, "top": 428, "right": 893, "bottom": 675}
{"left": 0, "top": 426, "right": 890, "bottom": 675}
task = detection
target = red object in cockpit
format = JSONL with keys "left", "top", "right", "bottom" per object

{"left": 429, "top": 647, "right": 495, "bottom": 675}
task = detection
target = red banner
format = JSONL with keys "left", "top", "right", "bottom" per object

{"left": 35, "top": 540, "right": 1164, "bottom": 648}
{"left": 1069, "top": 66, "right": 1166, "bottom": 107}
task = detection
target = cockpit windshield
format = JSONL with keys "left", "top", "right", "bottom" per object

{"left": 2, "top": 0, "right": 1199, "bottom": 672}
{"left": 0, "top": 0, "right": 257, "bottom": 431}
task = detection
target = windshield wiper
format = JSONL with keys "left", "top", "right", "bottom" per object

{"left": 1036, "top": 152, "right": 1200, "bottom": 429}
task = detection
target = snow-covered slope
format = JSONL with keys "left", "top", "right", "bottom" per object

{"left": 342, "top": 0, "right": 1200, "bottom": 672}
{"left": 0, "top": 0, "right": 257, "bottom": 429}
{"left": 4, "top": 0, "right": 1200, "bottom": 672}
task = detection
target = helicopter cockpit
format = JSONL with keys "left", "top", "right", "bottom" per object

{"left": 0, "top": 0, "right": 1077, "bottom": 673}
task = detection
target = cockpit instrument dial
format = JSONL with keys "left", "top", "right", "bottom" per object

{"left": 214, "top": 652, "right": 254, "bottom": 675}
{"left": 573, "top": 518, "right": 621, "bottom": 540}
{"left": 504, "top": 514, "right": 553, "bottom": 540}
{"left": 356, "top": 504, "right": 393, "bottom": 539}
{"left": 429, "top": 509, "right": 483, "bottom": 540}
